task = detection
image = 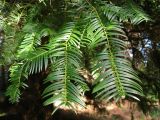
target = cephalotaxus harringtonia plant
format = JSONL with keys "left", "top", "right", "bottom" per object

{"left": 0, "top": 0, "right": 151, "bottom": 113}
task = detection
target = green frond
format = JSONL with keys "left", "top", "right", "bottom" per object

{"left": 5, "top": 63, "right": 28, "bottom": 103}
{"left": 25, "top": 48, "right": 49, "bottom": 74}
{"left": 122, "top": 0, "right": 151, "bottom": 24}
{"left": 17, "top": 25, "right": 52, "bottom": 60}
{"left": 6, "top": 4, "right": 26, "bottom": 27}
{"left": 83, "top": 1, "right": 143, "bottom": 101}
{"left": 92, "top": 51, "right": 143, "bottom": 101}
{"left": 17, "top": 33, "right": 40, "bottom": 59}
{"left": 43, "top": 22, "right": 88, "bottom": 111}
{"left": 101, "top": 1, "right": 151, "bottom": 24}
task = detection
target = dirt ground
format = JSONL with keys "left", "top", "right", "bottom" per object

{"left": 51, "top": 100, "right": 160, "bottom": 120}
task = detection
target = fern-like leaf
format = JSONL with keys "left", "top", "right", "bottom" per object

{"left": 17, "top": 33, "right": 40, "bottom": 59}
{"left": 83, "top": 1, "right": 143, "bottom": 101}
{"left": 24, "top": 48, "right": 49, "bottom": 74}
{"left": 102, "top": 1, "right": 151, "bottom": 24}
{"left": 43, "top": 22, "right": 88, "bottom": 111}
{"left": 5, "top": 63, "right": 28, "bottom": 103}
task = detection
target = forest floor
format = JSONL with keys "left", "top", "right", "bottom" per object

{"left": 0, "top": 100, "right": 160, "bottom": 120}
{"left": 51, "top": 100, "right": 160, "bottom": 120}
